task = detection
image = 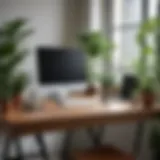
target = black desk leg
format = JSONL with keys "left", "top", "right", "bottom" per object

{"left": 61, "top": 131, "right": 74, "bottom": 160}
{"left": 15, "top": 138, "right": 23, "bottom": 160}
{"left": 35, "top": 134, "right": 49, "bottom": 160}
{"left": 133, "top": 122, "right": 145, "bottom": 158}
{"left": 2, "top": 136, "right": 11, "bottom": 160}
{"left": 96, "top": 126, "right": 106, "bottom": 145}
{"left": 2, "top": 136, "right": 24, "bottom": 160}
{"left": 87, "top": 126, "right": 106, "bottom": 146}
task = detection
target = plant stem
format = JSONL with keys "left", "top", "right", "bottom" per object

{"left": 86, "top": 54, "right": 93, "bottom": 85}
{"left": 155, "top": 30, "right": 160, "bottom": 88}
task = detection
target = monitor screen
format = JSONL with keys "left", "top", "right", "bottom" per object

{"left": 37, "top": 47, "right": 86, "bottom": 84}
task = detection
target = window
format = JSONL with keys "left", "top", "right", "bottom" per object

{"left": 87, "top": 0, "right": 159, "bottom": 83}
{"left": 149, "top": 0, "right": 158, "bottom": 17}
{"left": 112, "top": 0, "right": 159, "bottom": 81}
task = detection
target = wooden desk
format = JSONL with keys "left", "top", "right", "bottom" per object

{"left": 3, "top": 101, "right": 160, "bottom": 137}
{"left": 2, "top": 101, "right": 160, "bottom": 160}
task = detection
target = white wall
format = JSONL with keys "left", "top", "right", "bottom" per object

{"left": 0, "top": 0, "right": 67, "bottom": 96}
{"left": 0, "top": 0, "right": 90, "bottom": 97}
{"left": 0, "top": 0, "right": 90, "bottom": 157}
{"left": 0, "top": 0, "right": 152, "bottom": 160}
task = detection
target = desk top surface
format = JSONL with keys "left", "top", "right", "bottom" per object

{"left": 4, "top": 100, "right": 160, "bottom": 126}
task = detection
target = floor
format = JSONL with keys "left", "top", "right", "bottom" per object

{"left": 0, "top": 123, "right": 152, "bottom": 160}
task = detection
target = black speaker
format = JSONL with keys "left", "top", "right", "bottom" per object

{"left": 120, "top": 75, "right": 139, "bottom": 99}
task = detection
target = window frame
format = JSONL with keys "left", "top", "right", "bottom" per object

{"left": 111, "top": 0, "right": 150, "bottom": 75}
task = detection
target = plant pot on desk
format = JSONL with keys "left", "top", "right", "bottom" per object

{"left": 85, "top": 84, "right": 97, "bottom": 96}
{"left": 11, "top": 95, "right": 22, "bottom": 110}
{"left": 141, "top": 90, "right": 155, "bottom": 109}
{"left": 0, "top": 100, "right": 9, "bottom": 113}
{"left": 0, "top": 99, "right": 18, "bottom": 114}
{"left": 0, "top": 96, "right": 23, "bottom": 113}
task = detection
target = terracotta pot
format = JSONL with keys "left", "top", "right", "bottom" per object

{"left": 85, "top": 84, "right": 97, "bottom": 96}
{"left": 12, "top": 95, "right": 22, "bottom": 110}
{"left": 142, "top": 91, "right": 155, "bottom": 109}
{"left": 0, "top": 100, "right": 10, "bottom": 113}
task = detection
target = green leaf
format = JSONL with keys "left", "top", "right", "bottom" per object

{"left": 11, "top": 73, "right": 28, "bottom": 96}
{"left": 14, "top": 29, "right": 33, "bottom": 43}
{"left": 136, "top": 32, "right": 144, "bottom": 45}
{"left": 142, "top": 46, "right": 153, "bottom": 55}
{"left": 78, "top": 31, "right": 114, "bottom": 57}
{"left": 0, "top": 18, "right": 27, "bottom": 38}
{"left": 0, "top": 41, "right": 16, "bottom": 57}
{"left": 0, "top": 50, "right": 27, "bottom": 74}
{"left": 102, "top": 75, "right": 114, "bottom": 87}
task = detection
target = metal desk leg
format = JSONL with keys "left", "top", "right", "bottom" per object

{"left": 61, "top": 127, "right": 106, "bottom": 160}
{"left": 15, "top": 138, "right": 23, "bottom": 160}
{"left": 2, "top": 136, "right": 24, "bottom": 160}
{"left": 61, "top": 131, "right": 74, "bottom": 160}
{"left": 35, "top": 134, "right": 49, "bottom": 160}
{"left": 133, "top": 122, "right": 145, "bottom": 158}
{"left": 87, "top": 126, "right": 106, "bottom": 146}
{"left": 96, "top": 126, "right": 106, "bottom": 145}
{"left": 2, "top": 136, "right": 11, "bottom": 160}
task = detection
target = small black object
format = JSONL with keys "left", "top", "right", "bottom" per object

{"left": 120, "top": 74, "right": 139, "bottom": 99}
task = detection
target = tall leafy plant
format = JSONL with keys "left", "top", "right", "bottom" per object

{"left": 0, "top": 18, "right": 33, "bottom": 107}
{"left": 78, "top": 31, "right": 114, "bottom": 86}
{"left": 136, "top": 18, "right": 160, "bottom": 90}
{"left": 148, "top": 16, "right": 160, "bottom": 160}
{"left": 79, "top": 31, "right": 106, "bottom": 85}
{"left": 155, "top": 19, "right": 160, "bottom": 92}
{"left": 101, "top": 38, "right": 115, "bottom": 88}
{"left": 137, "top": 18, "right": 160, "bottom": 160}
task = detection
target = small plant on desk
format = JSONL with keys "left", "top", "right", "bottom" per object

{"left": 101, "top": 75, "right": 115, "bottom": 100}
{"left": 132, "top": 76, "right": 156, "bottom": 109}
{"left": 78, "top": 31, "right": 114, "bottom": 96}
{"left": 134, "top": 18, "right": 159, "bottom": 107}
{"left": 11, "top": 73, "right": 28, "bottom": 108}
{"left": 141, "top": 78, "right": 155, "bottom": 108}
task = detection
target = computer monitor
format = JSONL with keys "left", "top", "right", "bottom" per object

{"left": 37, "top": 47, "right": 86, "bottom": 84}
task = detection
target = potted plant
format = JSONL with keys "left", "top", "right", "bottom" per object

{"left": 101, "top": 39, "right": 115, "bottom": 99}
{"left": 101, "top": 75, "right": 114, "bottom": 99}
{"left": 78, "top": 31, "right": 114, "bottom": 96}
{"left": 0, "top": 18, "right": 33, "bottom": 112}
{"left": 11, "top": 74, "right": 28, "bottom": 109}
{"left": 147, "top": 10, "right": 160, "bottom": 160}
{"left": 155, "top": 17, "right": 160, "bottom": 100}
{"left": 135, "top": 18, "right": 159, "bottom": 106}
{"left": 141, "top": 77, "right": 155, "bottom": 108}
